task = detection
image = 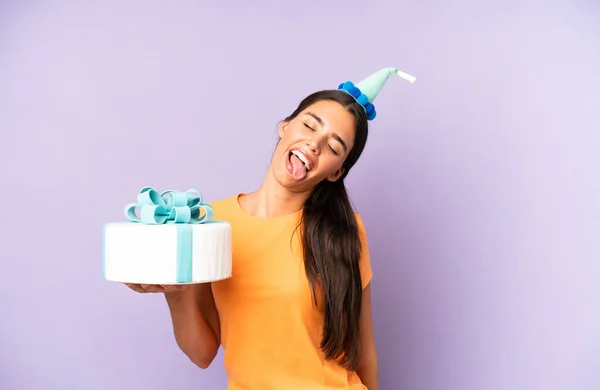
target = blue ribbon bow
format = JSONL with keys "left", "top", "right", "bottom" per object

{"left": 124, "top": 186, "right": 214, "bottom": 224}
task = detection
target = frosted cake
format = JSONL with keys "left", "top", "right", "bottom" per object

{"left": 102, "top": 186, "right": 232, "bottom": 284}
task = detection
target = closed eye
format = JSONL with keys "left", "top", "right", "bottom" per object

{"left": 303, "top": 122, "right": 339, "bottom": 155}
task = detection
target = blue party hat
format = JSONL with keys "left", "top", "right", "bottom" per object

{"left": 338, "top": 67, "right": 416, "bottom": 121}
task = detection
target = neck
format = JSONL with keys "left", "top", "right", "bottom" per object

{"left": 241, "top": 167, "right": 312, "bottom": 218}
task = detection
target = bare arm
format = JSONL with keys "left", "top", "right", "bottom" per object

{"left": 126, "top": 283, "right": 220, "bottom": 369}
{"left": 356, "top": 283, "right": 379, "bottom": 389}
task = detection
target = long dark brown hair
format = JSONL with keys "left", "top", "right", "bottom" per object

{"left": 283, "top": 90, "right": 369, "bottom": 371}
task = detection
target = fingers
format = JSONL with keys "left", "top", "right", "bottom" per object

{"left": 124, "top": 283, "right": 148, "bottom": 293}
{"left": 124, "top": 283, "right": 187, "bottom": 293}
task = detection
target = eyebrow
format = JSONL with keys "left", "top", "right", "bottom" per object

{"left": 305, "top": 112, "right": 348, "bottom": 152}
{"left": 306, "top": 112, "right": 323, "bottom": 126}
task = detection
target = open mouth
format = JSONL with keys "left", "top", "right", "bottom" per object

{"left": 287, "top": 149, "right": 313, "bottom": 181}
{"left": 289, "top": 150, "right": 312, "bottom": 171}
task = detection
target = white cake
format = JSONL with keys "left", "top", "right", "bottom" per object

{"left": 102, "top": 186, "right": 232, "bottom": 285}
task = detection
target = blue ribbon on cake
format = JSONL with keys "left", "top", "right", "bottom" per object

{"left": 123, "top": 186, "right": 214, "bottom": 283}
{"left": 124, "top": 186, "right": 214, "bottom": 224}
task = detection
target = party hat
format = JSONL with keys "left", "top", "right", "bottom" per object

{"left": 338, "top": 67, "right": 416, "bottom": 121}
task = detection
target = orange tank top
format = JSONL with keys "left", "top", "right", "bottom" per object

{"left": 210, "top": 194, "right": 373, "bottom": 390}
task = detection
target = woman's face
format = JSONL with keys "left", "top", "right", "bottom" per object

{"left": 272, "top": 99, "right": 356, "bottom": 192}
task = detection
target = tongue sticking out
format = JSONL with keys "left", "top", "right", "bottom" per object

{"left": 290, "top": 154, "right": 307, "bottom": 180}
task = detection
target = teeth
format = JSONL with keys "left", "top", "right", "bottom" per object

{"left": 292, "top": 150, "right": 311, "bottom": 170}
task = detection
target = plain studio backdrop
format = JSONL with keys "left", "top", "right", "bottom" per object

{"left": 1, "top": 1, "right": 599, "bottom": 389}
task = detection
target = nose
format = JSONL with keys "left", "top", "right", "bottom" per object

{"left": 307, "top": 135, "right": 322, "bottom": 155}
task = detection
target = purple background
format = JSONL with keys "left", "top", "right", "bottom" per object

{"left": 1, "top": 1, "right": 599, "bottom": 389}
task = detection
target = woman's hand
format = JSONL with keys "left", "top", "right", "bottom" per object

{"left": 124, "top": 283, "right": 187, "bottom": 294}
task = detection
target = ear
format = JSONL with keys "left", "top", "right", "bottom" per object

{"left": 326, "top": 167, "right": 345, "bottom": 182}
{"left": 278, "top": 121, "right": 290, "bottom": 138}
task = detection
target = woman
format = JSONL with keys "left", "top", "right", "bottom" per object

{"left": 125, "top": 67, "right": 415, "bottom": 390}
